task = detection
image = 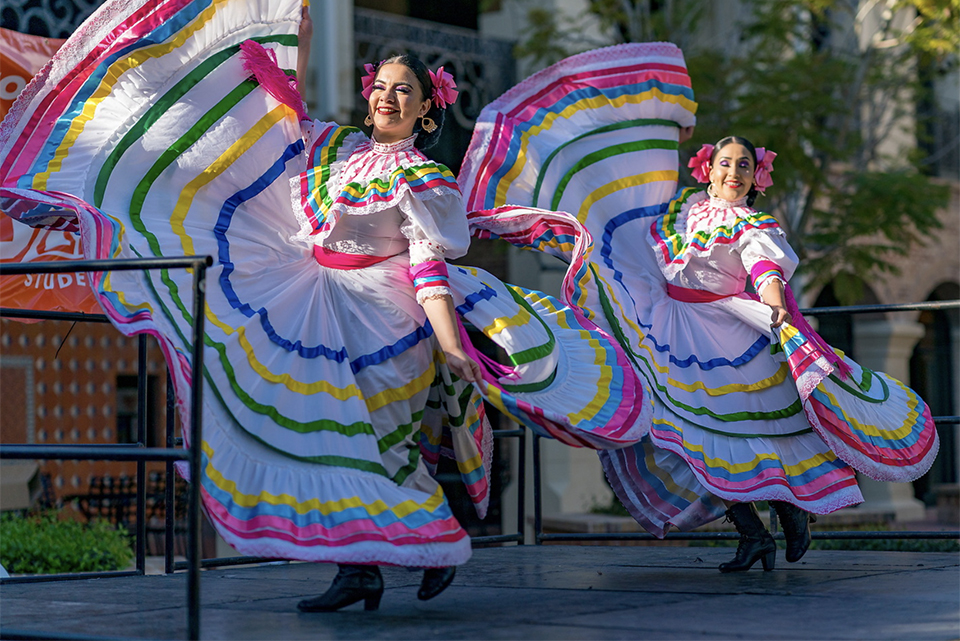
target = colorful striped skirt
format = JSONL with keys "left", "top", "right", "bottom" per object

{"left": 0, "top": 0, "right": 648, "bottom": 563}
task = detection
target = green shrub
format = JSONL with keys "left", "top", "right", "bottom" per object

{"left": 0, "top": 511, "right": 133, "bottom": 575}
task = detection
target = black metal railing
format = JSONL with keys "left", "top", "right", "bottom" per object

{"left": 0, "top": 256, "right": 211, "bottom": 641}
{"left": 2, "top": 263, "right": 957, "bottom": 638}
{"left": 533, "top": 299, "right": 960, "bottom": 545}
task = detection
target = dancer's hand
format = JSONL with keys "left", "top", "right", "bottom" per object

{"left": 297, "top": 5, "right": 313, "bottom": 91}
{"left": 299, "top": 4, "right": 313, "bottom": 41}
{"left": 444, "top": 347, "right": 484, "bottom": 386}
{"left": 770, "top": 305, "right": 791, "bottom": 328}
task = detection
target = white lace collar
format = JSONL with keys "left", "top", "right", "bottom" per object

{"left": 707, "top": 193, "right": 750, "bottom": 209}
{"left": 370, "top": 133, "right": 418, "bottom": 154}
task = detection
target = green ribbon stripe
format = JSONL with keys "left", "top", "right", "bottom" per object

{"left": 826, "top": 366, "right": 889, "bottom": 403}
{"left": 550, "top": 139, "right": 678, "bottom": 211}
{"left": 94, "top": 34, "right": 297, "bottom": 208}
{"left": 308, "top": 126, "right": 357, "bottom": 215}
{"left": 531, "top": 118, "right": 679, "bottom": 207}
{"left": 377, "top": 411, "right": 423, "bottom": 455}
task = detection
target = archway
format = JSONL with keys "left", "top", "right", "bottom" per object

{"left": 811, "top": 278, "right": 882, "bottom": 360}
{"left": 910, "top": 282, "right": 960, "bottom": 505}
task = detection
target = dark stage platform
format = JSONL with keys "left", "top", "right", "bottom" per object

{"left": 1, "top": 545, "right": 958, "bottom": 640}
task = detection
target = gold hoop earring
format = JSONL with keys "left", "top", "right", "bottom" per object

{"left": 420, "top": 116, "right": 437, "bottom": 133}
{"left": 364, "top": 114, "right": 373, "bottom": 127}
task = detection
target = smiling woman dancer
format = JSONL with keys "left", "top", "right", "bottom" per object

{"left": 461, "top": 50, "right": 939, "bottom": 573}
{"left": 0, "top": 0, "right": 648, "bottom": 611}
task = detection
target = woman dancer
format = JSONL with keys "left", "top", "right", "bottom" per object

{"left": 0, "top": 0, "right": 650, "bottom": 610}
{"left": 462, "top": 50, "right": 939, "bottom": 573}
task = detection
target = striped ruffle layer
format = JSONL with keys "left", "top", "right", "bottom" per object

{"left": 650, "top": 188, "right": 782, "bottom": 270}
{"left": 296, "top": 123, "right": 462, "bottom": 242}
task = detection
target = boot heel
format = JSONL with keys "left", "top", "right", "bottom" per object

{"left": 761, "top": 548, "right": 776, "bottom": 571}
{"left": 297, "top": 564, "right": 384, "bottom": 612}
{"left": 718, "top": 503, "right": 778, "bottom": 573}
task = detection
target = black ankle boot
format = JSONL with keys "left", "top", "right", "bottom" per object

{"left": 297, "top": 564, "right": 384, "bottom": 612}
{"left": 719, "top": 503, "right": 776, "bottom": 573}
{"left": 771, "top": 501, "right": 815, "bottom": 563}
{"left": 418, "top": 567, "right": 456, "bottom": 601}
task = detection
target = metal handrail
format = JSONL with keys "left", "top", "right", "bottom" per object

{"left": 798, "top": 300, "right": 959, "bottom": 315}
{"left": 2, "top": 274, "right": 957, "bottom": 637}
{"left": 0, "top": 256, "right": 210, "bottom": 641}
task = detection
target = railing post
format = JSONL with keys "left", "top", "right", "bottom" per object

{"left": 533, "top": 434, "right": 542, "bottom": 545}
{"left": 187, "top": 260, "right": 208, "bottom": 641}
{"left": 136, "top": 334, "right": 148, "bottom": 575}
{"left": 517, "top": 428, "right": 526, "bottom": 545}
{"left": 165, "top": 370, "right": 176, "bottom": 575}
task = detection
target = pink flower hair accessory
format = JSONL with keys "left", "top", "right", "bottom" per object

{"left": 753, "top": 148, "right": 776, "bottom": 193}
{"left": 688, "top": 143, "right": 714, "bottom": 183}
{"left": 360, "top": 62, "right": 379, "bottom": 100}
{"left": 428, "top": 66, "right": 458, "bottom": 109}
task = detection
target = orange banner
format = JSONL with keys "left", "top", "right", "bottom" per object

{"left": 0, "top": 28, "right": 100, "bottom": 317}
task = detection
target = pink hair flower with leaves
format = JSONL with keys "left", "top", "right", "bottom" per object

{"left": 688, "top": 143, "right": 714, "bottom": 184}
{"left": 428, "top": 66, "right": 458, "bottom": 109}
{"left": 753, "top": 148, "right": 776, "bottom": 193}
{"left": 360, "top": 62, "right": 379, "bottom": 100}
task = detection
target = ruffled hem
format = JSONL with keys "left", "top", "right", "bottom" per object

{"left": 599, "top": 443, "right": 728, "bottom": 537}
{"left": 217, "top": 528, "right": 472, "bottom": 567}
{"left": 460, "top": 41, "right": 696, "bottom": 215}
{"left": 651, "top": 434, "right": 866, "bottom": 515}
{"left": 416, "top": 286, "right": 452, "bottom": 305}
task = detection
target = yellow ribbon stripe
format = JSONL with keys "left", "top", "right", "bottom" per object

{"left": 652, "top": 417, "right": 840, "bottom": 475}
{"left": 523, "top": 292, "right": 615, "bottom": 423}
{"left": 172, "top": 106, "right": 288, "bottom": 256}
{"left": 815, "top": 377, "right": 921, "bottom": 440}
{"left": 202, "top": 442, "right": 446, "bottom": 516}
{"left": 589, "top": 271, "right": 791, "bottom": 396}
{"left": 364, "top": 363, "right": 436, "bottom": 413}
{"left": 481, "top": 299, "right": 532, "bottom": 336}
{"left": 576, "top": 170, "right": 678, "bottom": 224}
{"left": 456, "top": 453, "right": 484, "bottom": 476}
{"left": 643, "top": 444, "right": 702, "bottom": 503}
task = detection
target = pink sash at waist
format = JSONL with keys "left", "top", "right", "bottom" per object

{"left": 666, "top": 283, "right": 734, "bottom": 303}
{"left": 313, "top": 246, "right": 392, "bottom": 270}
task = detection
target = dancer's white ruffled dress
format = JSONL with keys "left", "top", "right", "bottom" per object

{"left": 0, "top": 0, "right": 647, "bottom": 565}
{"left": 462, "top": 42, "right": 939, "bottom": 536}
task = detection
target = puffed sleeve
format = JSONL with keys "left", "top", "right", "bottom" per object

{"left": 399, "top": 188, "right": 471, "bottom": 304}
{"left": 740, "top": 228, "right": 800, "bottom": 299}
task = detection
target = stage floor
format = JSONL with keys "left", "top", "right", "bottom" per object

{"left": 2, "top": 545, "right": 958, "bottom": 640}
